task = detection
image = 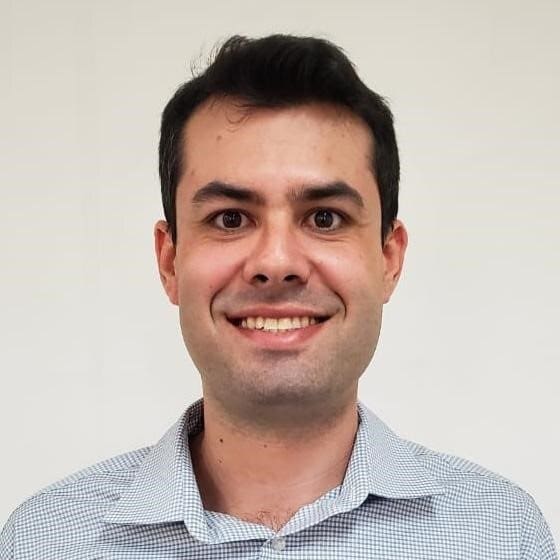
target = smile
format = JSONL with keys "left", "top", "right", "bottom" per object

{"left": 225, "top": 309, "right": 334, "bottom": 350}
{"left": 234, "top": 316, "right": 328, "bottom": 332}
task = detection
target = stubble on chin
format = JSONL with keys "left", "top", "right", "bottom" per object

{"left": 199, "top": 356, "right": 360, "bottom": 439}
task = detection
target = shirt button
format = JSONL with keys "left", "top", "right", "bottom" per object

{"left": 271, "top": 537, "right": 286, "bottom": 552}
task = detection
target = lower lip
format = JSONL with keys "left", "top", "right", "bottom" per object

{"left": 227, "top": 320, "right": 327, "bottom": 350}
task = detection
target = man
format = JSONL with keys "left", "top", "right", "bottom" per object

{"left": 1, "top": 34, "right": 556, "bottom": 559}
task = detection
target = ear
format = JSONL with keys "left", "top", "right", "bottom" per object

{"left": 154, "top": 220, "right": 179, "bottom": 305}
{"left": 382, "top": 219, "right": 408, "bottom": 303}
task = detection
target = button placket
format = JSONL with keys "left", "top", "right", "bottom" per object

{"left": 270, "top": 536, "right": 286, "bottom": 552}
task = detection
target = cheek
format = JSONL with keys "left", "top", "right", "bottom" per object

{"left": 176, "top": 246, "right": 242, "bottom": 309}
{"left": 313, "top": 244, "right": 384, "bottom": 305}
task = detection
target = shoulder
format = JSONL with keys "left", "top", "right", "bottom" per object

{"left": 405, "top": 438, "right": 523, "bottom": 491}
{"left": 38, "top": 445, "right": 152, "bottom": 495}
{"left": 404, "top": 437, "right": 536, "bottom": 507}
{"left": 0, "top": 446, "right": 152, "bottom": 559}
{"left": 26, "top": 445, "right": 152, "bottom": 505}
{"left": 402, "top": 439, "right": 557, "bottom": 557}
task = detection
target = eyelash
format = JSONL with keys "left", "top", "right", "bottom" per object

{"left": 207, "top": 208, "right": 349, "bottom": 232}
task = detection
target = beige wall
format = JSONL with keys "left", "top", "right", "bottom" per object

{"left": 1, "top": 0, "right": 559, "bottom": 541}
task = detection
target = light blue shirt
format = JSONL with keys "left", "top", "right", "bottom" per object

{"left": 1, "top": 399, "right": 557, "bottom": 559}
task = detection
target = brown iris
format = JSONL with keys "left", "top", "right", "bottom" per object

{"left": 314, "top": 210, "right": 334, "bottom": 228}
{"left": 222, "top": 210, "right": 242, "bottom": 228}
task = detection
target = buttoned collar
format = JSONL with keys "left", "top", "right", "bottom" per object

{"left": 103, "top": 399, "right": 446, "bottom": 540}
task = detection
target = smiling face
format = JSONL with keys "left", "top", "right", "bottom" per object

{"left": 155, "top": 98, "right": 407, "bottom": 427}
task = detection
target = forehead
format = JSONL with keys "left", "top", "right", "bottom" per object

{"left": 180, "top": 98, "right": 377, "bottom": 203}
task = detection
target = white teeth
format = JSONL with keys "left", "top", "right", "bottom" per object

{"left": 237, "top": 316, "right": 323, "bottom": 332}
{"left": 278, "top": 318, "right": 292, "bottom": 330}
{"left": 264, "top": 318, "right": 278, "bottom": 331}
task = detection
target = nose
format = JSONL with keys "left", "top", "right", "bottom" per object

{"left": 242, "top": 220, "right": 312, "bottom": 287}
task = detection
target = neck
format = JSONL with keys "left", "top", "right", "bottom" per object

{"left": 189, "top": 396, "right": 359, "bottom": 530}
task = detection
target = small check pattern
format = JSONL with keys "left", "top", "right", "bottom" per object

{"left": 1, "top": 399, "right": 557, "bottom": 559}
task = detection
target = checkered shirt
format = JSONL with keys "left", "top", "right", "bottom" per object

{"left": 1, "top": 399, "right": 557, "bottom": 559}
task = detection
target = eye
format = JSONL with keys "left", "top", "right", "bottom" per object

{"left": 211, "top": 209, "right": 249, "bottom": 230}
{"left": 306, "top": 209, "right": 344, "bottom": 231}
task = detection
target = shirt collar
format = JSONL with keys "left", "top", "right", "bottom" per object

{"left": 103, "top": 399, "right": 209, "bottom": 540}
{"left": 353, "top": 402, "right": 446, "bottom": 500}
{"left": 103, "top": 399, "right": 445, "bottom": 537}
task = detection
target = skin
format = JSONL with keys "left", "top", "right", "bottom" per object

{"left": 154, "top": 98, "right": 408, "bottom": 529}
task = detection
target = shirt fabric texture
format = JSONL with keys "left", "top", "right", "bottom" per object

{"left": 1, "top": 399, "right": 557, "bottom": 559}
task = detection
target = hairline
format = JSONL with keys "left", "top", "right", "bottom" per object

{"left": 175, "top": 95, "right": 379, "bottom": 212}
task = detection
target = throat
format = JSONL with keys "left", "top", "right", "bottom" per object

{"left": 189, "top": 397, "right": 359, "bottom": 527}
{"left": 224, "top": 508, "right": 299, "bottom": 532}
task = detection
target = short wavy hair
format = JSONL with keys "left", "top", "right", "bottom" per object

{"left": 159, "top": 34, "right": 400, "bottom": 245}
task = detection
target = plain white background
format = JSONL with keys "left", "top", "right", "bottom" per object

{"left": 1, "top": 0, "right": 558, "bottom": 543}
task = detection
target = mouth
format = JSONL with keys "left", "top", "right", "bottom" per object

{"left": 225, "top": 313, "right": 331, "bottom": 351}
{"left": 227, "top": 315, "right": 330, "bottom": 333}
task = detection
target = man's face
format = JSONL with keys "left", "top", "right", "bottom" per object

{"left": 155, "top": 99, "right": 407, "bottom": 424}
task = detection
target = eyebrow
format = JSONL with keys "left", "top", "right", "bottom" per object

{"left": 288, "top": 181, "right": 364, "bottom": 208}
{"left": 191, "top": 180, "right": 364, "bottom": 208}
{"left": 191, "top": 181, "right": 266, "bottom": 205}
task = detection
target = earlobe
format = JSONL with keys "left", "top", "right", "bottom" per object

{"left": 382, "top": 220, "right": 408, "bottom": 303}
{"left": 154, "top": 220, "right": 179, "bottom": 305}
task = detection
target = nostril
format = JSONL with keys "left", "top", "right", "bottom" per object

{"left": 284, "top": 274, "right": 299, "bottom": 282}
{"left": 253, "top": 273, "right": 269, "bottom": 283}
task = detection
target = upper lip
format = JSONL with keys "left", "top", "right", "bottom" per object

{"left": 226, "top": 306, "right": 332, "bottom": 321}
